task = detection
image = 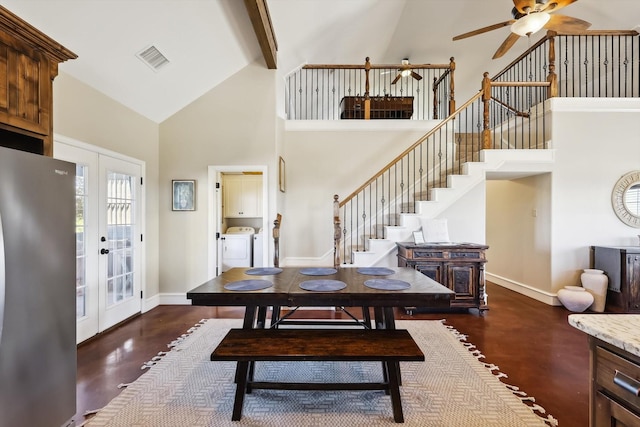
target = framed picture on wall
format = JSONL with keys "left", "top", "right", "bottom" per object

{"left": 279, "top": 156, "right": 285, "bottom": 193}
{"left": 172, "top": 179, "right": 196, "bottom": 211}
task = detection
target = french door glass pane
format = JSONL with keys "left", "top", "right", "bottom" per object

{"left": 76, "top": 164, "right": 88, "bottom": 319}
{"left": 106, "top": 172, "right": 135, "bottom": 307}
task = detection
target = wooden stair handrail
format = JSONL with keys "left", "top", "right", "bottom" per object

{"left": 493, "top": 29, "right": 639, "bottom": 81}
{"left": 338, "top": 91, "right": 482, "bottom": 208}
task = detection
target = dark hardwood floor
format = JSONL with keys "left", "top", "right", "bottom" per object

{"left": 77, "top": 282, "right": 590, "bottom": 426}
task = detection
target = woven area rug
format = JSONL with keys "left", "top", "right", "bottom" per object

{"left": 84, "top": 319, "right": 557, "bottom": 427}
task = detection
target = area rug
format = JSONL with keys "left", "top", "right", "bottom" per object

{"left": 84, "top": 319, "right": 557, "bottom": 427}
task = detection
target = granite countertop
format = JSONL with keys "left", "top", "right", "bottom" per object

{"left": 568, "top": 314, "right": 640, "bottom": 357}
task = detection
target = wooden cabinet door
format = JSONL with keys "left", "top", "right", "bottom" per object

{"left": 223, "top": 175, "right": 263, "bottom": 218}
{"left": 415, "top": 263, "right": 443, "bottom": 284}
{"left": 242, "top": 176, "right": 262, "bottom": 217}
{"left": 223, "top": 176, "right": 243, "bottom": 217}
{"left": 0, "top": 35, "right": 50, "bottom": 136}
{"left": 627, "top": 254, "right": 640, "bottom": 312}
{"left": 446, "top": 263, "right": 478, "bottom": 300}
{"left": 595, "top": 391, "right": 640, "bottom": 426}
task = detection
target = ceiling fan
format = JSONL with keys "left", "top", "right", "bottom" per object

{"left": 453, "top": 0, "right": 591, "bottom": 59}
{"left": 390, "top": 59, "right": 423, "bottom": 84}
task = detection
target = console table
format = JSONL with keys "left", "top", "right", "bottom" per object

{"left": 396, "top": 242, "right": 489, "bottom": 313}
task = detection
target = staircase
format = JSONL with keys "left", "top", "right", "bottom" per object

{"left": 349, "top": 148, "right": 555, "bottom": 267}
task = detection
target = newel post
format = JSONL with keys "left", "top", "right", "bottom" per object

{"left": 333, "top": 195, "right": 341, "bottom": 269}
{"left": 547, "top": 31, "right": 558, "bottom": 98}
{"left": 481, "top": 72, "right": 492, "bottom": 149}
{"left": 449, "top": 57, "right": 456, "bottom": 116}
{"left": 364, "top": 57, "right": 371, "bottom": 120}
{"left": 273, "top": 213, "right": 282, "bottom": 267}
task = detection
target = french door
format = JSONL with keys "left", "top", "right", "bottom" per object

{"left": 55, "top": 140, "right": 143, "bottom": 343}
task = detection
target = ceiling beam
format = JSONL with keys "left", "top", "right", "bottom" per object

{"left": 244, "top": 0, "right": 278, "bottom": 69}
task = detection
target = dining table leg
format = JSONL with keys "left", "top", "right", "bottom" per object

{"left": 238, "top": 306, "right": 258, "bottom": 389}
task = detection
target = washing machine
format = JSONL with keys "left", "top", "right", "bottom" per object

{"left": 221, "top": 226, "right": 255, "bottom": 272}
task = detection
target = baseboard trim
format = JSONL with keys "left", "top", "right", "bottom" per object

{"left": 486, "top": 273, "right": 561, "bottom": 306}
{"left": 142, "top": 293, "right": 160, "bottom": 313}
{"left": 159, "top": 293, "right": 192, "bottom": 305}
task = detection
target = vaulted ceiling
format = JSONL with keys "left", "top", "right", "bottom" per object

{"left": 3, "top": 0, "right": 638, "bottom": 123}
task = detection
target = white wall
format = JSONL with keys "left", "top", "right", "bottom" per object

{"left": 486, "top": 174, "right": 552, "bottom": 300}
{"left": 438, "top": 181, "right": 486, "bottom": 245}
{"left": 158, "top": 61, "right": 277, "bottom": 296}
{"left": 549, "top": 98, "right": 640, "bottom": 289}
{"left": 282, "top": 122, "right": 439, "bottom": 264}
{"left": 53, "top": 72, "right": 161, "bottom": 300}
{"left": 487, "top": 98, "right": 640, "bottom": 303}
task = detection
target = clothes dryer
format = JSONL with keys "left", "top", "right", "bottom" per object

{"left": 221, "top": 226, "right": 254, "bottom": 272}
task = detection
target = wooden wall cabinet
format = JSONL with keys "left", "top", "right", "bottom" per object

{"left": 592, "top": 246, "right": 640, "bottom": 313}
{"left": 0, "top": 6, "right": 76, "bottom": 156}
{"left": 396, "top": 242, "right": 488, "bottom": 312}
{"left": 223, "top": 174, "right": 263, "bottom": 218}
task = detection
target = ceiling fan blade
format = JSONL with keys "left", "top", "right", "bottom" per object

{"left": 544, "top": 14, "right": 591, "bottom": 33}
{"left": 493, "top": 32, "right": 521, "bottom": 59}
{"left": 391, "top": 73, "right": 402, "bottom": 85}
{"left": 513, "top": 0, "right": 536, "bottom": 14}
{"left": 539, "top": 0, "right": 578, "bottom": 13}
{"left": 410, "top": 71, "right": 423, "bottom": 81}
{"left": 453, "top": 20, "right": 515, "bottom": 41}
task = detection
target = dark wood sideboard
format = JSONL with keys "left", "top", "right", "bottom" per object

{"left": 397, "top": 242, "right": 489, "bottom": 313}
{"left": 592, "top": 245, "right": 640, "bottom": 313}
{"left": 340, "top": 96, "right": 414, "bottom": 119}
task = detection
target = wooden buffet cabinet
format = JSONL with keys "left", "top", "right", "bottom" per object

{"left": 0, "top": 6, "right": 76, "bottom": 156}
{"left": 396, "top": 242, "right": 489, "bottom": 313}
{"left": 592, "top": 246, "right": 640, "bottom": 313}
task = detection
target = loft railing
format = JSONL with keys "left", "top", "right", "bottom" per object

{"left": 493, "top": 30, "right": 640, "bottom": 98}
{"left": 285, "top": 57, "right": 456, "bottom": 121}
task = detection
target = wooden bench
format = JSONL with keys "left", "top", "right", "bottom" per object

{"left": 210, "top": 328, "right": 425, "bottom": 423}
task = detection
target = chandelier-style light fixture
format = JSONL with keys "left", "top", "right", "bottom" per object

{"left": 510, "top": 11, "right": 550, "bottom": 37}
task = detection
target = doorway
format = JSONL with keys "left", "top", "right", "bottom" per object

{"left": 55, "top": 137, "right": 145, "bottom": 343}
{"left": 208, "top": 165, "right": 269, "bottom": 277}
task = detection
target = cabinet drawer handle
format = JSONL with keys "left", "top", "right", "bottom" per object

{"left": 613, "top": 370, "right": 640, "bottom": 396}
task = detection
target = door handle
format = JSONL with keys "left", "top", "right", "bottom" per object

{"left": 100, "top": 248, "right": 109, "bottom": 255}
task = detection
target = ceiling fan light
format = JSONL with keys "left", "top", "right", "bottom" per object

{"left": 401, "top": 69, "right": 411, "bottom": 78}
{"left": 510, "top": 11, "right": 550, "bottom": 36}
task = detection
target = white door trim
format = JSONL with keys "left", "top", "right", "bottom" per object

{"left": 207, "top": 165, "right": 269, "bottom": 278}
{"left": 53, "top": 133, "right": 147, "bottom": 328}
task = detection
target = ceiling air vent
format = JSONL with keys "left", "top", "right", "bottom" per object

{"left": 136, "top": 45, "right": 170, "bottom": 71}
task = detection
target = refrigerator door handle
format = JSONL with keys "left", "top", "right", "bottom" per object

{"left": 0, "top": 210, "right": 5, "bottom": 344}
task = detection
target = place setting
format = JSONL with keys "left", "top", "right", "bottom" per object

{"left": 223, "top": 280, "right": 273, "bottom": 291}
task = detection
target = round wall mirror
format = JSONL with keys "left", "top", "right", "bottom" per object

{"left": 612, "top": 171, "right": 640, "bottom": 228}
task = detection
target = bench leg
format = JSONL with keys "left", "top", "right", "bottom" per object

{"left": 231, "top": 361, "right": 250, "bottom": 421}
{"left": 385, "top": 361, "right": 404, "bottom": 423}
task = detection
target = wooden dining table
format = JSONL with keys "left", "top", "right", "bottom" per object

{"left": 186, "top": 266, "right": 454, "bottom": 329}
{"left": 187, "top": 266, "right": 453, "bottom": 422}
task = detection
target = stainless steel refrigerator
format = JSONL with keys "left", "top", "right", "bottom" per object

{"left": 0, "top": 146, "right": 76, "bottom": 427}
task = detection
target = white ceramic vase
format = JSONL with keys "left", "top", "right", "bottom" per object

{"left": 557, "top": 285, "right": 594, "bottom": 312}
{"left": 580, "top": 269, "right": 608, "bottom": 312}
